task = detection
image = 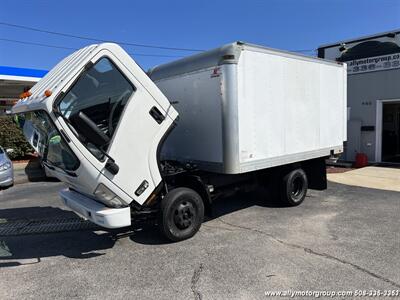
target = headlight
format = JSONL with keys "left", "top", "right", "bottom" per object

{"left": 0, "top": 162, "right": 11, "bottom": 171}
{"left": 94, "top": 183, "right": 127, "bottom": 208}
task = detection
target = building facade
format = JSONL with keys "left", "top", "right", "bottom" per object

{"left": 0, "top": 66, "right": 47, "bottom": 115}
{"left": 318, "top": 30, "right": 400, "bottom": 163}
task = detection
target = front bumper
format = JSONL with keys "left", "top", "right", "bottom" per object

{"left": 0, "top": 169, "right": 13, "bottom": 187}
{"left": 59, "top": 188, "right": 131, "bottom": 228}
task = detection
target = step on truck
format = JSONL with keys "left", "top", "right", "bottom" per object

{"left": 13, "top": 42, "right": 347, "bottom": 241}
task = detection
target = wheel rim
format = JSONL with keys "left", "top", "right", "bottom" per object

{"left": 291, "top": 176, "right": 304, "bottom": 198}
{"left": 173, "top": 201, "right": 195, "bottom": 230}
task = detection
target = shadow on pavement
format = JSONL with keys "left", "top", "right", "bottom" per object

{"left": 0, "top": 185, "right": 13, "bottom": 191}
{"left": 130, "top": 188, "right": 288, "bottom": 245}
{"left": 0, "top": 230, "right": 116, "bottom": 267}
{"left": 0, "top": 206, "right": 117, "bottom": 266}
{"left": 0, "top": 189, "right": 293, "bottom": 261}
{"left": 0, "top": 206, "right": 75, "bottom": 220}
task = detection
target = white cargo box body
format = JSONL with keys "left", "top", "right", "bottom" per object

{"left": 149, "top": 42, "right": 347, "bottom": 174}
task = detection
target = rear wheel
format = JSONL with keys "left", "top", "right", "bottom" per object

{"left": 280, "top": 168, "right": 308, "bottom": 206}
{"left": 159, "top": 187, "right": 204, "bottom": 242}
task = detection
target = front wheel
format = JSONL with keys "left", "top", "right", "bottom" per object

{"left": 280, "top": 168, "right": 308, "bottom": 206}
{"left": 159, "top": 187, "right": 204, "bottom": 242}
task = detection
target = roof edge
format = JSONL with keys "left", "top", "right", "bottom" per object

{"left": 148, "top": 42, "right": 243, "bottom": 81}
{"left": 0, "top": 65, "right": 48, "bottom": 79}
{"left": 318, "top": 29, "right": 400, "bottom": 50}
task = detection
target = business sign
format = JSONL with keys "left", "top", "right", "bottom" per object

{"left": 346, "top": 52, "right": 400, "bottom": 75}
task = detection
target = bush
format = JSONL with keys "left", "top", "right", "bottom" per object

{"left": 0, "top": 116, "right": 33, "bottom": 159}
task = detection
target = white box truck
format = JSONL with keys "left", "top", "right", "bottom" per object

{"left": 13, "top": 42, "right": 347, "bottom": 241}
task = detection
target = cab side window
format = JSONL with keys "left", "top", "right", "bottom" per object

{"left": 58, "top": 57, "right": 135, "bottom": 159}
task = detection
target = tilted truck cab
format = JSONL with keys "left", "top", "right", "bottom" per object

{"left": 13, "top": 42, "right": 347, "bottom": 241}
{"left": 13, "top": 43, "right": 178, "bottom": 228}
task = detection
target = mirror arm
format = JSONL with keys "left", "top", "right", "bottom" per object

{"left": 96, "top": 147, "right": 119, "bottom": 175}
{"left": 96, "top": 146, "right": 114, "bottom": 163}
{"left": 98, "top": 147, "right": 119, "bottom": 175}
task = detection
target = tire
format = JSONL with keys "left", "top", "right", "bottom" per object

{"left": 280, "top": 168, "right": 308, "bottom": 206}
{"left": 159, "top": 187, "right": 204, "bottom": 242}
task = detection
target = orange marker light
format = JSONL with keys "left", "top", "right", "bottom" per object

{"left": 44, "top": 90, "right": 52, "bottom": 97}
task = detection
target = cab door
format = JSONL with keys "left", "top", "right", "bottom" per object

{"left": 56, "top": 46, "right": 176, "bottom": 205}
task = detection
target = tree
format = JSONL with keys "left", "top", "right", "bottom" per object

{"left": 0, "top": 116, "right": 33, "bottom": 159}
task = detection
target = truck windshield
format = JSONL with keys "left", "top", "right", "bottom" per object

{"left": 19, "top": 111, "right": 80, "bottom": 171}
{"left": 57, "top": 57, "right": 135, "bottom": 160}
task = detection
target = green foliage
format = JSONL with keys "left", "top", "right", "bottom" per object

{"left": 0, "top": 116, "right": 33, "bottom": 159}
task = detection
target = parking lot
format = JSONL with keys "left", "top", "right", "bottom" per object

{"left": 0, "top": 180, "right": 399, "bottom": 299}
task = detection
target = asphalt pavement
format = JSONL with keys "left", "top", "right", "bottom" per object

{"left": 0, "top": 181, "right": 399, "bottom": 299}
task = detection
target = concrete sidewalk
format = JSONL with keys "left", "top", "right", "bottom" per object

{"left": 327, "top": 166, "right": 400, "bottom": 192}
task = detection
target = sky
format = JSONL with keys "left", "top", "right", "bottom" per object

{"left": 0, "top": 0, "right": 399, "bottom": 72}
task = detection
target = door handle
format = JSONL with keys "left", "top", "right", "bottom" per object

{"left": 149, "top": 106, "right": 165, "bottom": 124}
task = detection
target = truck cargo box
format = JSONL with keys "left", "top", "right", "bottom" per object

{"left": 149, "top": 42, "right": 347, "bottom": 174}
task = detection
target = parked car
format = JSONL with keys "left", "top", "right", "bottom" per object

{"left": 0, "top": 147, "right": 14, "bottom": 187}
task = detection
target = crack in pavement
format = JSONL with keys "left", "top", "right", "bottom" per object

{"left": 215, "top": 218, "right": 400, "bottom": 289}
{"left": 191, "top": 263, "right": 204, "bottom": 300}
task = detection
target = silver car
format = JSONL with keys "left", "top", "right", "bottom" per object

{"left": 0, "top": 147, "right": 13, "bottom": 187}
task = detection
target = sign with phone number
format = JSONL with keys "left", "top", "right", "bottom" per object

{"left": 346, "top": 52, "right": 400, "bottom": 75}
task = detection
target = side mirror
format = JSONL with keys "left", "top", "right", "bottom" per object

{"left": 69, "top": 111, "right": 110, "bottom": 148}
